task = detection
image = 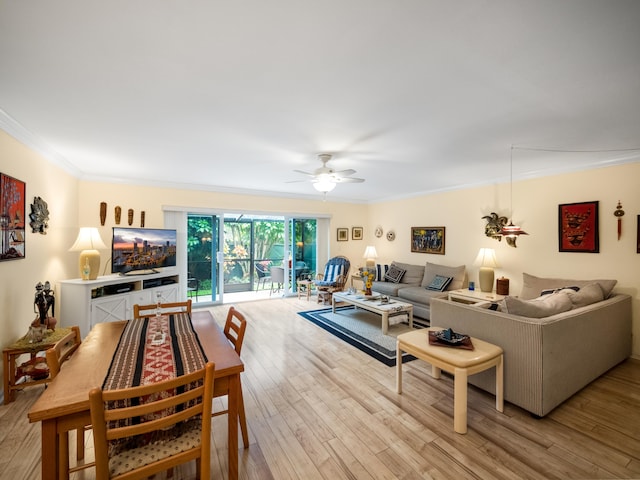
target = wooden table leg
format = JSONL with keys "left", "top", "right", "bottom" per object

{"left": 3, "top": 351, "right": 11, "bottom": 405}
{"left": 41, "top": 419, "right": 59, "bottom": 480}
{"left": 228, "top": 373, "right": 240, "bottom": 480}
{"left": 453, "top": 367, "right": 468, "bottom": 434}
{"left": 382, "top": 312, "right": 389, "bottom": 335}
{"left": 396, "top": 341, "right": 403, "bottom": 393}
{"left": 496, "top": 354, "right": 504, "bottom": 412}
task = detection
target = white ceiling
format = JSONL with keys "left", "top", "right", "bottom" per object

{"left": 1, "top": 1, "right": 639, "bottom": 203}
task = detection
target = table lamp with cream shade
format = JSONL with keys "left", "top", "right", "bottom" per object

{"left": 363, "top": 245, "right": 378, "bottom": 269}
{"left": 474, "top": 247, "right": 499, "bottom": 292}
{"left": 69, "top": 227, "right": 107, "bottom": 280}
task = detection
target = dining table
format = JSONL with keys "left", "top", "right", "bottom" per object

{"left": 27, "top": 310, "right": 244, "bottom": 480}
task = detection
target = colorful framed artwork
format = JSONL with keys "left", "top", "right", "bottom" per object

{"left": 0, "top": 173, "right": 26, "bottom": 260}
{"left": 411, "top": 226, "right": 445, "bottom": 254}
{"left": 337, "top": 228, "right": 348, "bottom": 242}
{"left": 637, "top": 215, "right": 640, "bottom": 254}
{"left": 558, "top": 201, "right": 599, "bottom": 253}
{"left": 352, "top": 227, "right": 363, "bottom": 240}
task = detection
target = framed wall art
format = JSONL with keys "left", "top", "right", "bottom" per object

{"left": 558, "top": 201, "right": 599, "bottom": 253}
{"left": 337, "top": 228, "right": 348, "bottom": 242}
{"left": 352, "top": 227, "right": 363, "bottom": 240}
{"left": 637, "top": 215, "right": 640, "bottom": 254}
{"left": 0, "top": 173, "right": 26, "bottom": 260}
{"left": 411, "top": 226, "right": 445, "bottom": 254}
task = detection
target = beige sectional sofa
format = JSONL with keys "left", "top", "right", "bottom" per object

{"left": 370, "top": 261, "right": 468, "bottom": 319}
{"left": 430, "top": 273, "right": 632, "bottom": 416}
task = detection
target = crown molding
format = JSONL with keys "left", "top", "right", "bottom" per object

{"left": 0, "top": 108, "right": 82, "bottom": 176}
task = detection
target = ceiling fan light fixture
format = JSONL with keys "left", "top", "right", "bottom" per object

{"left": 313, "top": 177, "right": 336, "bottom": 193}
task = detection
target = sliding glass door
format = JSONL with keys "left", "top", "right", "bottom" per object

{"left": 187, "top": 212, "right": 318, "bottom": 304}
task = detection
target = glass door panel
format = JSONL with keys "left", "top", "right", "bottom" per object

{"left": 187, "top": 214, "right": 218, "bottom": 303}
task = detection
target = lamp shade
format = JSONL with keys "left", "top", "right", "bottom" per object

{"left": 474, "top": 248, "right": 498, "bottom": 293}
{"left": 69, "top": 227, "right": 107, "bottom": 280}
{"left": 474, "top": 248, "right": 499, "bottom": 268}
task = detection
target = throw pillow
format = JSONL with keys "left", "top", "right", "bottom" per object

{"left": 426, "top": 275, "right": 453, "bottom": 292}
{"left": 373, "top": 264, "right": 389, "bottom": 282}
{"left": 565, "top": 282, "right": 605, "bottom": 308}
{"left": 502, "top": 291, "right": 573, "bottom": 318}
{"left": 520, "top": 273, "right": 617, "bottom": 300}
{"left": 385, "top": 264, "right": 406, "bottom": 283}
{"left": 541, "top": 286, "right": 580, "bottom": 295}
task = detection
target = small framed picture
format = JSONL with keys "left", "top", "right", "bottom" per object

{"left": 337, "top": 228, "right": 348, "bottom": 242}
{"left": 558, "top": 201, "right": 599, "bottom": 253}
{"left": 352, "top": 227, "right": 363, "bottom": 240}
{"left": 411, "top": 226, "right": 445, "bottom": 254}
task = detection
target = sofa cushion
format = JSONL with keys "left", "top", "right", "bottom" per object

{"left": 426, "top": 275, "right": 453, "bottom": 292}
{"left": 397, "top": 286, "right": 447, "bottom": 305}
{"left": 390, "top": 261, "right": 425, "bottom": 285}
{"left": 520, "top": 273, "right": 617, "bottom": 300}
{"left": 502, "top": 291, "right": 573, "bottom": 318}
{"left": 385, "top": 264, "right": 406, "bottom": 283}
{"left": 371, "top": 281, "right": 403, "bottom": 296}
{"left": 564, "top": 283, "right": 605, "bottom": 308}
{"left": 421, "top": 262, "right": 466, "bottom": 291}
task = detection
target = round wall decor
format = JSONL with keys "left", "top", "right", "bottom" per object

{"left": 375, "top": 226, "right": 383, "bottom": 238}
{"left": 386, "top": 230, "right": 395, "bottom": 241}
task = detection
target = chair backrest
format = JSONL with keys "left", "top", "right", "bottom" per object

{"left": 270, "top": 266, "right": 285, "bottom": 283}
{"left": 321, "top": 256, "right": 351, "bottom": 284}
{"left": 133, "top": 299, "right": 192, "bottom": 319}
{"left": 223, "top": 306, "right": 247, "bottom": 356}
{"left": 89, "top": 362, "right": 215, "bottom": 480}
{"left": 255, "top": 263, "right": 270, "bottom": 278}
{"left": 45, "top": 326, "right": 81, "bottom": 378}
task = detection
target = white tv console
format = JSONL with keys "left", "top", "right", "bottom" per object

{"left": 58, "top": 269, "right": 181, "bottom": 338}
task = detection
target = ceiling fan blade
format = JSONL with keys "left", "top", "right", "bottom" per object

{"left": 292, "top": 169, "right": 316, "bottom": 177}
{"left": 335, "top": 177, "right": 365, "bottom": 183}
{"left": 332, "top": 169, "right": 356, "bottom": 177}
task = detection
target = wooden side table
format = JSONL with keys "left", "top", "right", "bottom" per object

{"left": 3, "top": 326, "right": 73, "bottom": 404}
{"left": 396, "top": 327, "right": 503, "bottom": 434}
{"left": 297, "top": 279, "right": 312, "bottom": 301}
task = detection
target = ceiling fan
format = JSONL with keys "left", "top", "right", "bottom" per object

{"left": 290, "top": 153, "right": 365, "bottom": 193}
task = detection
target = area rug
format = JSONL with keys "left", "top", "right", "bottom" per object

{"left": 298, "top": 306, "right": 423, "bottom": 366}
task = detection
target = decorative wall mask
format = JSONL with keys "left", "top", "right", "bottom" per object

{"left": 128, "top": 208, "right": 134, "bottom": 225}
{"left": 614, "top": 201, "right": 624, "bottom": 240}
{"left": 100, "top": 202, "right": 107, "bottom": 225}
{"left": 140, "top": 211, "right": 145, "bottom": 227}
{"left": 29, "top": 196, "right": 50, "bottom": 234}
{"left": 115, "top": 206, "right": 122, "bottom": 224}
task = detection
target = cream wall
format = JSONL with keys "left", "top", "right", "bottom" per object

{"left": 363, "top": 162, "right": 640, "bottom": 357}
{"left": 2, "top": 128, "right": 639, "bottom": 401}
{"left": 0, "top": 131, "right": 79, "bottom": 389}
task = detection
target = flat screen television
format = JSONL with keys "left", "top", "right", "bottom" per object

{"left": 112, "top": 227, "right": 177, "bottom": 274}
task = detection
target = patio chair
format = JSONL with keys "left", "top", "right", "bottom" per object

{"left": 255, "top": 263, "right": 271, "bottom": 291}
{"left": 314, "top": 256, "right": 350, "bottom": 303}
{"left": 187, "top": 273, "right": 200, "bottom": 300}
{"left": 270, "top": 266, "right": 284, "bottom": 295}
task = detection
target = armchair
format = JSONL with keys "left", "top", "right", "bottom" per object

{"left": 314, "top": 256, "right": 350, "bottom": 304}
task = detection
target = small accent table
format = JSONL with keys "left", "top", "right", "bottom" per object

{"left": 447, "top": 289, "right": 506, "bottom": 305}
{"left": 3, "top": 327, "right": 73, "bottom": 404}
{"left": 297, "top": 279, "right": 312, "bottom": 301}
{"left": 396, "top": 327, "right": 503, "bottom": 434}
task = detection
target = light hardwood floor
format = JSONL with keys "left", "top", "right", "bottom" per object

{"left": 2, "top": 297, "right": 639, "bottom": 479}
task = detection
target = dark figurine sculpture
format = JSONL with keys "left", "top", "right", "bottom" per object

{"left": 32, "top": 281, "right": 56, "bottom": 330}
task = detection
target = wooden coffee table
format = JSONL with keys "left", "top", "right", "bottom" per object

{"left": 332, "top": 291, "right": 413, "bottom": 335}
{"left": 396, "top": 327, "right": 503, "bottom": 434}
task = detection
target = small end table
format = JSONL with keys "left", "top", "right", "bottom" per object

{"left": 3, "top": 326, "right": 73, "bottom": 404}
{"left": 297, "top": 279, "right": 312, "bottom": 301}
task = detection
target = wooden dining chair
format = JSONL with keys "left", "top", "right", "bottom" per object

{"left": 133, "top": 299, "right": 192, "bottom": 319}
{"left": 89, "top": 362, "right": 215, "bottom": 480}
{"left": 45, "top": 326, "right": 91, "bottom": 475}
{"left": 213, "top": 306, "right": 249, "bottom": 448}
